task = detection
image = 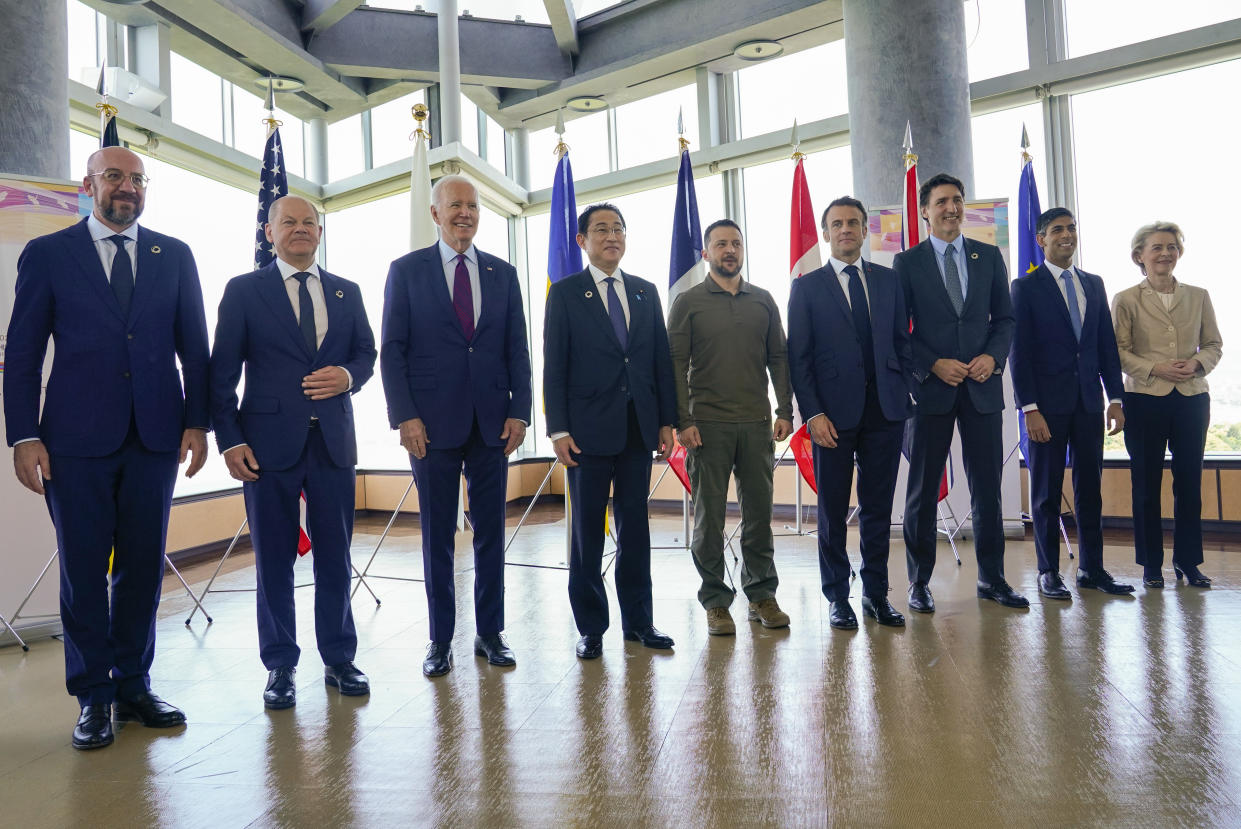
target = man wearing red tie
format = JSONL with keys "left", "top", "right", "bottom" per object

{"left": 380, "top": 176, "right": 532, "bottom": 678}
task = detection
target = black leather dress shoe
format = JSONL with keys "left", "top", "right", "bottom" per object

{"left": 474, "top": 633, "right": 517, "bottom": 667}
{"left": 324, "top": 661, "right": 370, "bottom": 696}
{"left": 861, "top": 596, "right": 905, "bottom": 627}
{"left": 623, "top": 626, "right": 674, "bottom": 649}
{"left": 576, "top": 635, "right": 603, "bottom": 660}
{"left": 828, "top": 600, "right": 858, "bottom": 630}
{"left": 422, "top": 642, "right": 453, "bottom": 677}
{"left": 72, "top": 704, "right": 114, "bottom": 750}
{"left": 1037, "top": 571, "right": 1072, "bottom": 600}
{"left": 115, "top": 691, "right": 186, "bottom": 727}
{"left": 1143, "top": 568, "right": 1165, "bottom": 588}
{"left": 977, "top": 579, "right": 1030, "bottom": 608}
{"left": 1174, "top": 565, "right": 1212, "bottom": 588}
{"left": 907, "top": 582, "right": 935, "bottom": 614}
{"left": 263, "top": 666, "right": 297, "bottom": 709}
{"left": 1077, "top": 569, "right": 1135, "bottom": 595}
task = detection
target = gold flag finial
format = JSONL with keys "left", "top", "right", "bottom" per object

{"left": 553, "top": 107, "right": 569, "bottom": 158}
{"left": 411, "top": 102, "right": 431, "bottom": 141}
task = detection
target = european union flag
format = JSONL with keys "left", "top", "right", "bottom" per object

{"left": 1016, "top": 158, "right": 1044, "bottom": 277}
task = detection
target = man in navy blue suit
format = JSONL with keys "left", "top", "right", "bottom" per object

{"left": 897, "top": 173, "right": 1027, "bottom": 613}
{"left": 210, "top": 195, "right": 376, "bottom": 708}
{"left": 1010, "top": 208, "right": 1132, "bottom": 599}
{"left": 788, "top": 196, "right": 914, "bottom": 631}
{"left": 380, "top": 176, "right": 531, "bottom": 678}
{"left": 5, "top": 146, "right": 209, "bottom": 749}
{"left": 543, "top": 203, "right": 678, "bottom": 660}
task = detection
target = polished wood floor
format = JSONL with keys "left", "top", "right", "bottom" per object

{"left": 2, "top": 504, "right": 1240, "bottom": 828}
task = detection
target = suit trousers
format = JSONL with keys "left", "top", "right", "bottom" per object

{"left": 686, "top": 419, "right": 778, "bottom": 609}
{"left": 245, "top": 423, "right": 358, "bottom": 670}
{"left": 46, "top": 422, "right": 178, "bottom": 705}
{"left": 904, "top": 389, "right": 1006, "bottom": 585}
{"left": 1027, "top": 402, "right": 1106, "bottom": 573}
{"left": 411, "top": 417, "right": 508, "bottom": 643}
{"left": 1123, "top": 390, "right": 1210, "bottom": 571}
{"left": 566, "top": 403, "right": 654, "bottom": 636}
{"left": 813, "top": 383, "right": 905, "bottom": 602}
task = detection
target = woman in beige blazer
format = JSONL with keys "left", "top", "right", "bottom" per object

{"left": 1112, "top": 221, "right": 1222, "bottom": 588}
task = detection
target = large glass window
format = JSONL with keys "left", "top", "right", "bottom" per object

{"left": 483, "top": 113, "right": 507, "bottom": 173}
{"left": 1065, "top": 0, "right": 1238, "bottom": 58}
{"left": 964, "top": 0, "right": 1028, "bottom": 81}
{"left": 232, "top": 84, "right": 305, "bottom": 178}
{"left": 614, "top": 85, "right": 700, "bottom": 168}
{"left": 970, "top": 103, "right": 1047, "bottom": 221}
{"left": 370, "top": 91, "right": 428, "bottom": 169}
{"left": 737, "top": 41, "right": 848, "bottom": 139}
{"left": 1072, "top": 59, "right": 1241, "bottom": 452}
{"left": 169, "top": 52, "right": 225, "bottom": 144}
{"left": 528, "top": 110, "right": 611, "bottom": 181}
{"left": 329, "top": 114, "right": 365, "bottom": 180}
{"left": 66, "top": 1, "right": 99, "bottom": 80}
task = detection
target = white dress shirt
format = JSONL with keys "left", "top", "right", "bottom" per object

{"left": 439, "top": 239, "right": 482, "bottom": 325}
{"left": 275, "top": 257, "right": 330, "bottom": 350}
{"left": 829, "top": 255, "right": 871, "bottom": 311}
{"left": 87, "top": 212, "right": 138, "bottom": 284}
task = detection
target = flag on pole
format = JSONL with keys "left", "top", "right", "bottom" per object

{"left": 410, "top": 103, "right": 437, "bottom": 250}
{"left": 96, "top": 65, "right": 119, "bottom": 148}
{"left": 668, "top": 115, "right": 704, "bottom": 305}
{"left": 787, "top": 124, "right": 821, "bottom": 492}
{"left": 253, "top": 104, "right": 288, "bottom": 268}
{"left": 1016, "top": 125, "right": 1044, "bottom": 278}
{"left": 548, "top": 111, "right": 582, "bottom": 291}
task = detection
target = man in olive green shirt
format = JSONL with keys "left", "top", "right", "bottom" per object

{"left": 668, "top": 219, "right": 795, "bottom": 635}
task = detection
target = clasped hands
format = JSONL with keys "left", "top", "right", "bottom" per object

{"left": 931, "top": 354, "right": 996, "bottom": 387}
{"left": 1152, "top": 358, "right": 1200, "bottom": 384}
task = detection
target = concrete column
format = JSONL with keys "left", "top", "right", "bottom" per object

{"left": 843, "top": 0, "right": 974, "bottom": 209}
{"left": 510, "top": 127, "right": 530, "bottom": 190}
{"left": 437, "top": 0, "right": 462, "bottom": 146}
{"left": 305, "top": 117, "right": 329, "bottom": 184}
{"left": 0, "top": 1, "right": 69, "bottom": 179}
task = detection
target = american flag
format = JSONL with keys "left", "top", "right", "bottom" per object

{"left": 254, "top": 124, "right": 288, "bottom": 269}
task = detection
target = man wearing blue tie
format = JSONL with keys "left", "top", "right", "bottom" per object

{"left": 543, "top": 204, "right": 678, "bottom": 659}
{"left": 5, "top": 146, "right": 210, "bottom": 749}
{"left": 1010, "top": 208, "right": 1132, "bottom": 598}
{"left": 210, "top": 195, "right": 378, "bottom": 709}
{"left": 380, "top": 176, "right": 532, "bottom": 678}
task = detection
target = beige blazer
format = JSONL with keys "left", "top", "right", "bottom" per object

{"left": 1111, "top": 278, "right": 1222, "bottom": 396}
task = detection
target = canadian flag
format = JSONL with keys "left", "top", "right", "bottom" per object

{"left": 788, "top": 154, "right": 821, "bottom": 492}
{"left": 296, "top": 491, "right": 312, "bottom": 556}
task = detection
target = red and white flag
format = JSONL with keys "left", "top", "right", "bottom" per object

{"left": 788, "top": 150, "right": 820, "bottom": 492}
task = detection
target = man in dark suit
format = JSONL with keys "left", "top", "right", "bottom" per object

{"left": 210, "top": 195, "right": 377, "bottom": 708}
{"left": 380, "top": 175, "right": 531, "bottom": 678}
{"left": 5, "top": 146, "right": 209, "bottom": 749}
{"left": 1010, "top": 208, "right": 1132, "bottom": 598}
{"left": 788, "top": 196, "right": 914, "bottom": 631}
{"left": 543, "top": 203, "right": 678, "bottom": 659}
{"left": 896, "top": 172, "right": 1027, "bottom": 612}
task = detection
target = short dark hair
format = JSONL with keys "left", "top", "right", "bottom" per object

{"left": 578, "top": 203, "right": 626, "bottom": 235}
{"left": 1036, "top": 207, "right": 1074, "bottom": 236}
{"left": 918, "top": 173, "right": 965, "bottom": 207}
{"left": 820, "top": 196, "right": 868, "bottom": 229}
{"left": 703, "top": 218, "right": 742, "bottom": 245}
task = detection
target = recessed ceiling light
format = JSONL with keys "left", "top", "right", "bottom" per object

{"left": 733, "top": 40, "right": 784, "bottom": 61}
{"left": 566, "top": 96, "right": 607, "bottom": 112}
{"left": 254, "top": 75, "right": 305, "bottom": 92}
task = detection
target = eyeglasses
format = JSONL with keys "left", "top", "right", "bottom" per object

{"left": 88, "top": 169, "right": 150, "bottom": 189}
{"left": 588, "top": 226, "right": 626, "bottom": 238}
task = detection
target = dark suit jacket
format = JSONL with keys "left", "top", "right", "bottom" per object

{"left": 380, "top": 244, "right": 532, "bottom": 449}
{"left": 895, "top": 236, "right": 1015, "bottom": 415}
{"left": 1010, "top": 265, "right": 1123, "bottom": 415}
{"left": 787, "top": 260, "right": 914, "bottom": 430}
{"left": 209, "top": 262, "right": 376, "bottom": 471}
{"left": 543, "top": 268, "right": 677, "bottom": 456}
{"left": 4, "top": 217, "right": 209, "bottom": 455}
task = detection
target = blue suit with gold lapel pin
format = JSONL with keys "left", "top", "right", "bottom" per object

{"left": 379, "top": 242, "right": 532, "bottom": 645}
{"left": 209, "top": 260, "right": 376, "bottom": 671}
{"left": 4, "top": 215, "right": 209, "bottom": 705}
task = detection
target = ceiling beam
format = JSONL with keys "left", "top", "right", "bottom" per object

{"left": 301, "top": 0, "right": 364, "bottom": 34}
{"left": 544, "top": 0, "right": 579, "bottom": 54}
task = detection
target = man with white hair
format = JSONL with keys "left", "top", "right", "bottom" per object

{"left": 380, "top": 175, "right": 532, "bottom": 677}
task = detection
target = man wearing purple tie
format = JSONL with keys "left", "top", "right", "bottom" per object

{"left": 380, "top": 176, "right": 532, "bottom": 678}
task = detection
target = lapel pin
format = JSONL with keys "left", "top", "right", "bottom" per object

{"left": 585, "top": 290, "right": 593, "bottom": 299}
{"left": 970, "top": 252, "right": 979, "bottom": 260}
{"left": 486, "top": 265, "right": 493, "bottom": 271}
{"left": 336, "top": 290, "right": 344, "bottom": 298}
{"left": 635, "top": 289, "right": 646, "bottom": 302}
{"left": 150, "top": 245, "right": 161, "bottom": 254}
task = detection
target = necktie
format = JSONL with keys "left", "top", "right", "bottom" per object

{"left": 943, "top": 243, "right": 965, "bottom": 316}
{"left": 605, "top": 277, "right": 628, "bottom": 350}
{"left": 108, "top": 235, "right": 134, "bottom": 316}
{"left": 453, "top": 254, "right": 475, "bottom": 339}
{"left": 292, "top": 272, "right": 318, "bottom": 354}
{"left": 844, "top": 265, "right": 875, "bottom": 381}
{"left": 1061, "top": 271, "right": 1083, "bottom": 341}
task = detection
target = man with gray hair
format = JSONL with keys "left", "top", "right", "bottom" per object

{"left": 380, "top": 175, "right": 532, "bottom": 678}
